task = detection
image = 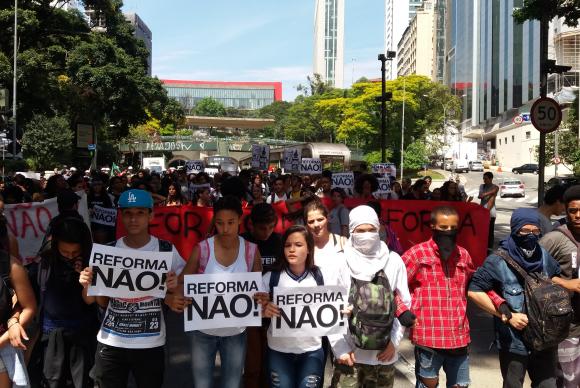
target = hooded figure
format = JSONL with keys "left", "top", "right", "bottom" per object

{"left": 499, "top": 208, "right": 543, "bottom": 272}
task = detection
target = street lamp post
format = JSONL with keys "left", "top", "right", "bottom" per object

{"left": 377, "top": 52, "right": 396, "bottom": 163}
{"left": 12, "top": 0, "right": 17, "bottom": 160}
{"left": 400, "top": 77, "right": 406, "bottom": 179}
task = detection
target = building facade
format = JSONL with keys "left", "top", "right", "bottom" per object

{"left": 161, "top": 80, "right": 282, "bottom": 114}
{"left": 124, "top": 13, "right": 153, "bottom": 76}
{"left": 397, "top": 1, "right": 436, "bottom": 78}
{"left": 384, "top": 0, "right": 410, "bottom": 80}
{"left": 313, "top": 0, "right": 345, "bottom": 87}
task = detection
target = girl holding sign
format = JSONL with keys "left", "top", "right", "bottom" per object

{"left": 262, "top": 225, "right": 328, "bottom": 388}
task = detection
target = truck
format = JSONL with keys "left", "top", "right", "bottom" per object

{"left": 142, "top": 157, "right": 166, "bottom": 174}
{"left": 445, "top": 141, "right": 478, "bottom": 173}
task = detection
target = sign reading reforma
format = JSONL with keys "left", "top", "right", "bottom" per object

{"left": 186, "top": 160, "right": 205, "bottom": 174}
{"left": 272, "top": 286, "right": 348, "bottom": 337}
{"left": 88, "top": 244, "right": 173, "bottom": 299}
{"left": 251, "top": 145, "right": 270, "bottom": 170}
{"left": 372, "top": 163, "right": 397, "bottom": 178}
{"left": 283, "top": 147, "right": 302, "bottom": 173}
{"left": 91, "top": 205, "right": 117, "bottom": 227}
{"left": 184, "top": 272, "right": 263, "bottom": 331}
{"left": 332, "top": 172, "right": 355, "bottom": 196}
{"left": 300, "top": 158, "right": 322, "bottom": 175}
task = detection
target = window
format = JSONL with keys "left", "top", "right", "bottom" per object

{"left": 505, "top": 137, "right": 507, "bottom": 144}
{"left": 499, "top": 139, "right": 502, "bottom": 145}
{"left": 525, "top": 131, "right": 531, "bottom": 139}
{"left": 512, "top": 135, "right": 515, "bottom": 142}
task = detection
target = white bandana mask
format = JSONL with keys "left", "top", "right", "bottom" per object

{"left": 351, "top": 232, "right": 381, "bottom": 255}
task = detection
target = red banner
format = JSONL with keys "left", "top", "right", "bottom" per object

{"left": 117, "top": 200, "right": 490, "bottom": 267}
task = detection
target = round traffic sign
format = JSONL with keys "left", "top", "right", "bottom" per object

{"left": 530, "top": 97, "right": 562, "bottom": 134}
{"left": 513, "top": 115, "right": 523, "bottom": 125}
{"left": 553, "top": 157, "right": 562, "bottom": 165}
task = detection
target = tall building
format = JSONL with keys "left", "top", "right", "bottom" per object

{"left": 446, "top": 0, "right": 541, "bottom": 168}
{"left": 125, "top": 13, "right": 153, "bottom": 76}
{"left": 397, "top": 1, "right": 436, "bottom": 78}
{"left": 384, "top": 0, "right": 410, "bottom": 80}
{"left": 409, "top": 0, "right": 425, "bottom": 20}
{"left": 433, "top": 0, "right": 447, "bottom": 83}
{"left": 549, "top": 17, "right": 580, "bottom": 92}
{"left": 313, "top": 0, "right": 345, "bottom": 87}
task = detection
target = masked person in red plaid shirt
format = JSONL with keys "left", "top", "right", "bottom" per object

{"left": 402, "top": 206, "right": 496, "bottom": 388}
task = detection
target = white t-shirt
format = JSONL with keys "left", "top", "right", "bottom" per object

{"left": 97, "top": 237, "right": 185, "bottom": 349}
{"left": 314, "top": 235, "right": 349, "bottom": 287}
{"left": 266, "top": 192, "right": 288, "bottom": 204}
{"left": 200, "top": 236, "right": 253, "bottom": 337}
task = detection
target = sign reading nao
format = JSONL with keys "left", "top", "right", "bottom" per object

{"left": 88, "top": 244, "right": 173, "bottom": 299}
{"left": 372, "top": 163, "right": 397, "bottom": 178}
{"left": 251, "top": 145, "right": 270, "bottom": 170}
{"left": 374, "top": 177, "right": 392, "bottom": 196}
{"left": 91, "top": 205, "right": 117, "bottom": 227}
{"left": 184, "top": 272, "right": 263, "bottom": 331}
{"left": 283, "top": 148, "right": 302, "bottom": 173}
{"left": 300, "top": 158, "right": 322, "bottom": 175}
{"left": 332, "top": 172, "right": 354, "bottom": 196}
{"left": 186, "top": 160, "right": 205, "bottom": 174}
{"left": 273, "top": 286, "right": 348, "bottom": 337}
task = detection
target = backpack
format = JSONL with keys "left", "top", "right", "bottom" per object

{"left": 348, "top": 269, "right": 395, "bottom": 350}
{"left": 198, "top": 238, "right": 256, "bottom": 274}
{"left": 498, "top": 249, "right": 573, "bottom": 351}
{"left": 269, "top": 266, "right": 324, "bottom": 293}
{"left": 0, "top": 251, "right": 13, "bottom": 327}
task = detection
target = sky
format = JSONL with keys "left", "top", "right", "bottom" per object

{"left": 121, "top": 0, "right": 386, "bottom": 101}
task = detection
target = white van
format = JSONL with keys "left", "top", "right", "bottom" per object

{"left": 452, "top": 159, "right": 469, "bottom": 173}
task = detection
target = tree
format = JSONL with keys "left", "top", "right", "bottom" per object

{"left": 403, "top": 140, "right": 429, "bottom": 170}
{"left": 544, "top": 128, "right": 580, "bottom": 166}
{"left": 21, "top": 114, "right": 73, "bottom": 170}
{"left": 296, "top": 73, "right": 335, "bottom": 96}
{"left": 513, "top": 1, "right": 580, "bottom": 26}
{"left": 259, "top": 100, "right": 292, "bottom": 138}
{"left": 194, "top": 97, "right": 226, "bottom": 117}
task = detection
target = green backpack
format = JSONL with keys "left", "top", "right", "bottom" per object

{"left": 348, "top": 270, "right": 395, "bottom": 350}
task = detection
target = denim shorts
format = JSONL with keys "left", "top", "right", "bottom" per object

{"left": 414, "top": 346, "right": 470, "bottom": 387}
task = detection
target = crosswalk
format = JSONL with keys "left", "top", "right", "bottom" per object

{"left": 464, "top": 189, "right": 538, "bottom": 206}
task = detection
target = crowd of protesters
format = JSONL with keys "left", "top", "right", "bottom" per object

{"left": 0, "top": 164, "right": 575, "bottom": 388}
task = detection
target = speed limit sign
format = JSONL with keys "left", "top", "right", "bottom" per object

{"left": 530, "top": 97, "right": 562, "bottom": 134}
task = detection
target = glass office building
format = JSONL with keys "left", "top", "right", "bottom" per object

{"left": 162, "top": 80, "right": 282, "bottom": 114}
{"left": 446, "top": 0, "right": 540, "bottom": 127}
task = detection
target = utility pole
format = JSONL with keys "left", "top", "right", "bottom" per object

{"left": 12, "top": 0, "right": 17, "bottom": 159}
{"left": 538, "top": 16, "right": 548, "bottom": 206}
{"left": 377, "top": 51, "right": 395, "bottom": 163}
{"left": 400, "top": 77, "right": 406, "bottom": 179}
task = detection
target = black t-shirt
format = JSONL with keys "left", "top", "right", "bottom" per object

{"left": 241, "top": 231, "right": 282, "bottom": 273}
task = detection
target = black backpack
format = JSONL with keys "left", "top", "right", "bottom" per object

{"left": 0, "top": 251, "right": 13, "bottom": 326}
{"left": 498, "top": 249, "right": 573, "bottom": 351}
{"left": 269, "top": 266, "right": 324, "bottom": 294}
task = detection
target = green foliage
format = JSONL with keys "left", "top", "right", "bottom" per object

{"left": 194, "top": 97, "right": 226, "bottom": 117}
{"left": 259, "top": 100, "right": 292, "bottom": 138}
{"left": 364, "top": 150, "right": 394, "bottom": 165}
{"left": 513, "top": 0, "right": 580, "bottom": 26}
{"left": 403, "top": 140, "right": 429, "bottom": 170}
{"left": 21, "top": 114, "right": 73, "bottom": 170}
{"left": 544, "top": 129, "right": 580, "bottom": 166}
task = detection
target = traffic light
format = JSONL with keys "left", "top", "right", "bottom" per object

{"left": 545, "top": 60, "right": 572, "bottom": 74}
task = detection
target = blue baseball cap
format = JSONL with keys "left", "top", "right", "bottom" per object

{"left": 118, "top": 189, "right": 153, "bottom": 209}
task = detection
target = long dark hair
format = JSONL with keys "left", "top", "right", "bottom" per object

{"left": 48, "top": 217, "right": 93, "bottom": 265}
{"left": 273, "top": 225, "right": 315, "bottom": 272}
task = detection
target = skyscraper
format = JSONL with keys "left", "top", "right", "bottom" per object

{"left": 384, "top": 0, "right": 410, "bottom": 80}
{"left": 125, "top": 13, "right": 153, "bottom": 76}
{"left": 313, "top": 0, "right": 345, "bottom": 88}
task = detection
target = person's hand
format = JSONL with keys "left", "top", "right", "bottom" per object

{"left": 8, "top": 320, "right": 28, "bottom": 350}
{"left": 79, "top": 267, "right": 93, "bottom": 289}
{"left": 253, "top": 292, "right": 270, "bottom": 307}
{"left": 262, "top": 302, "right": 280, "bottom": 318}
{"left": 337, "top": 352, "right": 356, "bottom": 367}
{"left": 508, "top": 313, "right": 528, "bottom": 330}
{"left": 564, "top": 279, "right": 580, "bottom": 293}
{"left": 164, "top": 293, "right": 191, "bottom": 313}
{"left": 377, "top": 342, "right": 396, "bottom": 362}
{"left": 165, "top": 271, "right": 177, "bottom": 291}
{"left": 341, "top": 305, "right": 353, "bottom": 317}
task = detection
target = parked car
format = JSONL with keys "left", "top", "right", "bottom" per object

{"left": 499, "top": 179, "right": 525, "bottom": 198}
{"left": 452, "top": 159, "right": 470, "bottom": 173}
{"left": 512, "top": 163, "right": 539, "bottom": 174}
{"left": 469, "top": 161, "right": 484, "bottom": 172}
{"left": 545, "top": 176, "right": 580, "bottom": 191}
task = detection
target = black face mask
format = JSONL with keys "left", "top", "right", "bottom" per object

{"left": 433, "top": 229, "right": 458, "bottom": 261}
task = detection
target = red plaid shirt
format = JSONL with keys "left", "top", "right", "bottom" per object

{"left": 402, "top": 238, "right": 489, "bottom": 349}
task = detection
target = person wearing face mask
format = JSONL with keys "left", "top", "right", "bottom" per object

{"left": 469, "top": 208, "right": 563, "bottom": 388}
{"left": 402, "top": 206, "right": 481, "bottom": 388}
{"left": 329, "top": 205, "right": 411, "bottom": 388}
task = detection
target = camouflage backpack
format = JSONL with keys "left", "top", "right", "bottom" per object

{"left": 348, "top": 270, "right": 394, "bottom": 350}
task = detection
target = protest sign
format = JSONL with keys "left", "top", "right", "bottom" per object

{"left": 332, "top": 172, "right": 354, "bottom": 196}
{"left": 272, "top": 286, "right": 348, "bottom": 337}
{"left": 372, "top": 163, "right": 397, "bottom": 178}
{"left": 91, "top": 205, "right": 117, "bottom": 227}
{"left": 186, "top": 160, "right": 205, "bottom": 174}
{"left": 5, "top": 192, "right": 90, "bottom": 264}
{"left": 283, "top": 148, "right": 301, "bottom": 173}
{"left": 251, "top": 145, "right": 270, "bottom": 170}
{"left": 183, "top": 272, "right": 263, "bottom": 331}
{"left": 87, "top": 243, "right": 173, "bottom": 299}
{"left": 300, "top": 158, "right": 322, "bottom": 175}
{"left": 373, "top": 178, "right": 392, "bottom": 198}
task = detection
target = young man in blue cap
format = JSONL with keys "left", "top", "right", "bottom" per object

{"left": 79, "top": 189, "right": 184, "bottom": 388}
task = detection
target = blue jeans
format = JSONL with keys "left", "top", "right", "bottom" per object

{"left": 191, "top": 330, "right": 247, "bottom": 388}
{"left": 415, "top": 346, "right": 470, "bottom": 387}
{"left": 268, "top": 346, "right": 324, "bottom": 388}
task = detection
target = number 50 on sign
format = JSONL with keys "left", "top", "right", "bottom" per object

{"left": 531, "top": 97, "right": 562, "bottom": 134}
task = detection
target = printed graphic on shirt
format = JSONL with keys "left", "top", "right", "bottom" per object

{"left": 102, "top": 297, "right": 162, "bottom": 337}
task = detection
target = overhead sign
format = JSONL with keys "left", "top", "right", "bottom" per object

{"left": 186, "top": 160, "right": 205, "bottom": 174}
{"left": 531, "top": 97, "right": 562, "bottom": 134}
{"left": 283, "top": 148, "right": 301, "bottom": 173}
{"left": 251, "top": 145, "right": 270, "bottom": 170}
{"left": 300, "top": 158, "right": 322, "bottom": 175}
{"left": 183, "top": 272, "right": 263, "bottom": 331}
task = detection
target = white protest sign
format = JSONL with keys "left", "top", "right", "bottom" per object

{"left": 5, "top": 191, "right": 90, "bottom": 265}
{"left": 88, "top": 244, "right": 173, "bottom": 299}
{"left": 272, "top": 286, "right": 348, "bottom": 337}
{"left": 251, "top": 145, "right": 270, "bottom": 170}
{"left": 184, "top": 272, "right": 262, "bottom": 331}
{"left": 300, "top": 158, "right": 322, "bottom": 175}
{"left": 283, "top": 148, "right": 302, "bottom": 173}
{"left": 372, "top": 163, "right": 397, "bottom": 179}
{"left": 186, "top": 160, "right": 205, "bottom": 174}
{"left": 91, "top": 205, "right": 117, "bottom": 227}
{"left": 374, "top": 177, "right": 392, "bottom": 196}
{"left": 332, "top": 172, "right": 354, "bottom": 196}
